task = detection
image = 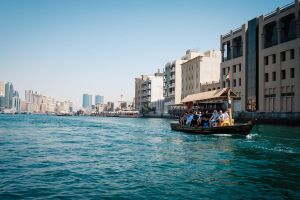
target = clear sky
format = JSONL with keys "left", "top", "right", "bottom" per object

{"left": 0, "top": 0, "right": 291, "bottom": 107}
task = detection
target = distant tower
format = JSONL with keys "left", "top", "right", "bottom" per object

{"left": 95, "top": 95, "right": 104, "bottom": 105}
{"left": 83, "top": 94, "right": 92, "bottom": 109}
{"left": 5, "top": 82, "right": 13, "bottom": 109}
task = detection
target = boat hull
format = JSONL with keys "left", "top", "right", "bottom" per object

{"left": 170, "top": 123, "right": 253, "bottom": 136}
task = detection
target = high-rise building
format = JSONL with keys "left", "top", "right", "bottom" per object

{"left": 0, "top": 82, "right": 5, "bottom": 95}
{"left": 95, "top": 95, "right": 104, "bottom": 105}
{"left": 82, "top": 94, "right": 92, "bottom": 109}
{"left": 12, "top": 91, "right": 20, "bottom": 111}
{"left": 220, "top": 0, "right": 300, "bottom": 112}
{"left": 0, "top": 82, "right": 5, "bottom": 110}
{"left": 5, "top": 82, "right": 14, "bottom": 109}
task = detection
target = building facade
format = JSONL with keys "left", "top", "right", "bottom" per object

{"left": 141, "top": 70, "right": 164, "bottom": 109}
{"left": 106, "top": 102, "right": 114, "bottom": 111}
{"left": 220, "top": 24, "right": 247, "bottom": 111}
{"left": 181, "top": 50, "right": 221, "bottom": 99}
{"left": 220, "top": 0, "right": 300, "bottom": 112}
{"left": 5, "top": 82, "right": 14, "bottom": 109}
{"left": 258, "top": 1, "right": 300, "bottom": 112}
{"left": 163, "top": 50, "right": 200, "bottom": 105}
{"left": 24, "top": 90, "right": 72, "bottom": 113}
{"left": 135, "top": 69, "right": 164, "bottom": 112}
{"left": 200, "top": 81, "right": 221, "bottom": 92}
{"left": 95, "top": 95, "right": 104, "bottom": 105}
{"left": 0, "top": 82, "right": 5, "bottom": 110}
{"left": 82, "top": 94, "right": 92, "bottom": 109}
{"left": 135, "top": 75, "right": 148, "bottom": 111}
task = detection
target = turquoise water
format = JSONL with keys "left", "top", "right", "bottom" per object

{"left": 0, "top": 115, "right": 300, "bottom": 199}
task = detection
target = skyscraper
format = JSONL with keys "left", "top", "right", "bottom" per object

{"left": 95, "top": 95, "right": 104, "bottom": 105}
{"left": 5, "top": 82, "right": 13, "bottom": 109}
{"left": 0, "top": 82, "right": 5, "bottom": 110}
{"left": 83, "top": 94, "right": 92, "bottom": 109}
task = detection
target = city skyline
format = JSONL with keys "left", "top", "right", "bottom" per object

{"left": 0, "top": 0, "right": 291, "bottom": 106}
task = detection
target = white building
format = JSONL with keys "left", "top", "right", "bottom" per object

{"left": 181, "top": 49, "right": 221, "bottom": 100}
{"left": 141, "top": 69, "right": 164, "bottom": 108}
{"left": 134, "top": 69, "right": 164, "bottom": 113}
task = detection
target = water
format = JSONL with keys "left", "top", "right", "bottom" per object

{"left": 0, "top": 115, "right": 300, "bottom": 199}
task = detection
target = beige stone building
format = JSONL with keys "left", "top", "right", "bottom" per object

{"left": 221, "top": 0, "right": 300, "bottom": 112}
{"left": 181, "top": 49, "right": 221, "bottom": 100}
{"left": 200, "top": 81, "right": 221, "bottom": 92}
{"left": 220, "top": 25, "right": 246, "bottom": 111}
{"left": 258, "top": 1, "right": 300, "bottom": 112}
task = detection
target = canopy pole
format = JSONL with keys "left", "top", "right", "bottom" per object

{"left": 227, "top": 89, "right": 233, "bottom": 126}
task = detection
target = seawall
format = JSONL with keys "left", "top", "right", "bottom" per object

{"left": 233, "top": 112, "right": 300, "bottom": 126}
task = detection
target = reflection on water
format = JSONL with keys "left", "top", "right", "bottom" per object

{"left": 0, "top": 115, "right": 299, "bottom": 199}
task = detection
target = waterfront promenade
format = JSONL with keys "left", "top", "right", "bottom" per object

{"left": 0, "top": 114, "right": 299, "bottom": 199}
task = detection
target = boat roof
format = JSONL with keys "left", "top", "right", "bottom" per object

{"left": 181, "top": 88, "right": 239, "bottom": 103}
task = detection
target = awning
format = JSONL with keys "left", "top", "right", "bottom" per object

{"left": 181, "top": 88, "right": 239, "bottom": 103}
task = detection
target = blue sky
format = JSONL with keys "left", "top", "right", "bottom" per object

{"left": 0, "top": 0, "right": 291, "bottom": 107}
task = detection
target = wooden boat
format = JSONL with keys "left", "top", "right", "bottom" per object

{"left": 170, "top": 122, "right": 253, "bottom": 136}
{"left": 172, "top": 88, "right": 253, "bottom": 136}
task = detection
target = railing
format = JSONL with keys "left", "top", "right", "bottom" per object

{"left": 265, "top": 10, "right": 277, "bottom": 20}
{"left": 222, "top": 26, "right": 242, "bottom": 40}
{"left": 232, "top": 26, "right": 242, "bottom": 35}
{"left": 264, "top": 1, "right": 296, "bottom": 20}
{"left": 280, "top": 2, "right": 295, "bottom": 13}
{"left": 222, "top": 32, "right": 231, "bottom": 39}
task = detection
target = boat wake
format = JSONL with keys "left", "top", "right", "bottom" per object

{"left": 212, "top": 134, "right": 232, "bottom": 137}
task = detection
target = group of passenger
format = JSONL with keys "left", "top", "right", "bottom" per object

{"left": 179, "top": 109, "right": 231, "bottom": 127}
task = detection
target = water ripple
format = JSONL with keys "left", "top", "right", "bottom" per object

{"left": 0, "top": 115, "right": 300, "bottom": 199}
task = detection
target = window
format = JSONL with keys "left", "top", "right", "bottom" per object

{"left": 233, "top": 36, "right": 243, "bottom": 58}
{"left": 290, "top": 68, "right": 295, "bottom": 78}
{"left": 222, "top": 81, "right": 225, "bottom": 88}
{"left": 281, "top": 51, "right": 286, "bottom": 62}
{"left": 290, "top": 49, "right": 295, "bottom": 60}
{"left": 239, "top": 64, "right": 241, "bottom": 72}
{"left": 281, "top": 70, "right": 286, "bottom": 79}
{"left": 239, "top": 78, "right": 241, "bottom": 86}
{"left": 265, "top": 73, "right": 269, "bottom": 82}
{"left": 233, "top": 79, "right": 236, "bottom": 87}
{"left": 264, "top": 22, "right": 278, "bottom": 48}
{"left": 233, "top": 65, "right": 236, "bottom": 73}
{"left": 280, "top": 14, "right": 296, "bottom": 43}
{"left": 222, "top": 68, "right": 226, "bottom": 75}
{"left": 272, "top": 71, "right": 276, "bottom": 81}
{"left": 272, "top": 54, "right": 276, "bottom": 64}
{"left": 264, "top": 56, "right": 269, "bottom": 66}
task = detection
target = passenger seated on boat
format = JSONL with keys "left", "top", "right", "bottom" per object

{"left": 209, "top": 110, "right": 219, "bottom": 127}
{"left": 220, "top": 110, "right": 230, "bottom": 126}
{"left": 186, "top": 112, "right": 194, "bottom": 126}
{"left": 190, "top": 111, "right": 199, "bottom": 127}
{"left": 200, "top": 111, "right": 209, "bottom": 127}
{"left": 179, "top": 112, "right": 188, "bottom": 126}
{"left": 196, "top": 111, "right": 202, "bottom": 126}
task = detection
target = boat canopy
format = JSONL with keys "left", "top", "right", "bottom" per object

{"left": 181, "top": 88, "right": 239, "bottom": 103}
